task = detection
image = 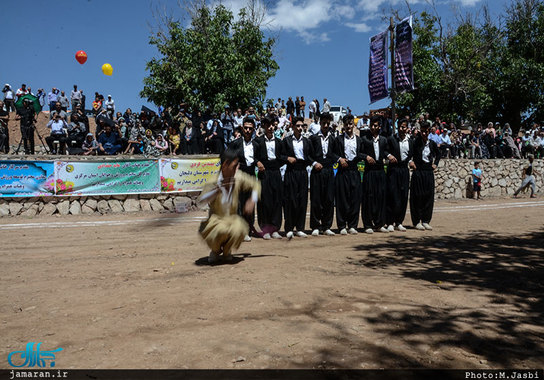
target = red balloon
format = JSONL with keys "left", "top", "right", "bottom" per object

{"left": 75, "top": 50, "right": 87, "bottom": 65}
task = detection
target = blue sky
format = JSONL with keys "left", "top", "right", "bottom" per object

{"left": 1, "top": 0, "right": 510, "bottom": 116}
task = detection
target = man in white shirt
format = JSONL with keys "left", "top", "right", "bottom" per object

{"left": 70, "top": 85, "right": 82, "bottom": 111}
{"left": 309, "top": 99, "right": 317, "bottom": 120}
{"left": 104, "top": 95, "right": 115, "bottom": 119}
{"left": 308, "top": 115, "right": 321, "bottom": 136}
{"left": 322, "top": 98, "right": 331, "bottom": 113}
{"left": 2, "top": 84, "right": 15, "bottom": 112}
{"left": 45, "top": 114, "right": 68, "bottom": 154}
{"left": 282, "top": 116, "right": 312, "bottom": 239}
{"left": 333, "top": 114, "right": 363, "bottom": 235}
{"left": 308, "top": 112, "right": 336, "bottom": 236}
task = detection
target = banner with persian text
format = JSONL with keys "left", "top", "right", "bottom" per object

{"left": 55, "top": 160, "right": 161, "bottom": 196}
{"left": 0, "top": 161, "right": 55, "bottom": 197}
{"left": 395, "top": 16, "right": 414, "bottom": 93}
{"left": 159, "top": 158, "right": 220, "bottom": 192}
{"left": 368, "top": 30, "right": 389, "bottom": 103}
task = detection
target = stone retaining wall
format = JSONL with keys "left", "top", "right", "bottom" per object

{"left": 0, "top": 159, "right": 541, "bottom": 216}
{"left": 435, "top": 159, "right": 543, "bottom": 199}
{"left": 0, "top": 193, "right": 201, "bottom": 217}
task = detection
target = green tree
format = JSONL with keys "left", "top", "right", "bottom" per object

{"left": 141, "top": 2, "right": 278, "bottom": 113}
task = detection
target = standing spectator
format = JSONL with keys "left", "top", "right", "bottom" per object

{"left": 295, "top": 96, "right": 301, "bottom": 117}
{"left": 181, "top": 120, "right": 199, "bottom": 154}
{"left": 15, "top": 99, "right": 37, "bottom": 154}
{"left": 80, "top": 90, "right": 86, "bottom": 112}
{"left": 47, "top": 88, "right": 59, "bottom": 111}
{"left": 233, "top": 109, "right": 244, "bottom": 131}
{"left": 286, "top": 97, "right": 295, "bottom": 118}
{"left": 104, "top": 95, "right": 115, "bottom": 119}
{"left": 2, "top": 84, "right": 16, "bottom": 112}
{"left": 35, "top": 88, "right": 46, "bottom": 109}
{"left": 322, "top": 98, "right": 331, "bottom": 113}
{"left": 0, "top": 100, "right": 9, "bottom": 152}
{"left": 300, "top": 96, "right": 306, "bottom": 118}
{"left": 472, "top": 161, "right": 482, "bottom": 200}
{"left": 357, "top": 114, "right": 370, "bottom": 138}
{"left": 220, "top": 105, "right": 234, "bottom": 148}
{"left": 205, "top": 114, "right": 223, "bottom": 154}
{"left": 58, "top": 91, "right": 70, "bottom": 111}
{"left": 70, "top": 85, "right": 82, "bottom": 111}
{"left": 439, "top": 129, "right": 452, "bottom": 158}
{"left": 15, "top": 84, "right": 29, "bottom": 100}
{"left": 309, "top": 99, "right": 316, "bottom": 120}
{"left": 513, "top": 155, "right": 538, "bottom": 198}
{"left": 45, "top": 113, "right": 68, "bottom": 155}
{"left": 308, "top": 115, "right": 320, "bottom": 136}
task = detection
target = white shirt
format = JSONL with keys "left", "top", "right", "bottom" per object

{"left": 47, "top": 119, "right": 67, "bottom": 134}
{"left": 293, "top": 136, "right": 305, "bottom": 160}
{"left": 309, "top": 101, "right": 316, "bottom": 113}
{"left": 422, "top": 141, "right": 431, "bottom": 163}
{"left": 264, "top": 136, "right": 276, "bottom": 160}
{"left": 104, "top": 99, "right": 115, "bottom": 110}
{"left": 317, "top": 132, "right": 330, "bottom": 159}
{"left": 357, "top": 118, "right": 368, "bottom": 130}
{"left": 308, "top": 122, "right": 320, "bottom": 135}
{"left": 4, "top": 90, "right": 14, "bottom": 100}
{"left": 344, "top": 134, "right": 357, "bottom": 161}
{"left": 372, "top": 136, "right": 380, "bottom": 160}
{"left": 322, "top": 101, "right": 331, "bottom": 113}
{"left": 400, "top": 136, "right": 410, "bottom": 161}
{"left": 243, "top": 139, "right": 254, "bottom": 166}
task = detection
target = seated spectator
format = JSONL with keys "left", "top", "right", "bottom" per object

{"left": 155, "top": 134, "right": 169, "bottom": 155}
{"left": 168, "top": 126, "right": 180, "bottom": 155}
{"left": 117, "top": 117, "right": 129, "bottom": 151}
{"left": 521, "top": 131, "right": 535, "bottom": 158}
{"left": 66, "top": 113, "right": 87, "bottom": 153}
{"left": 50, "top": 102, "right": 68, "bottom": 120}
{"left": 503, "top": 131, "right": 520, "bottom": 158}
{"left": 143, "top": 129, "right": 161, "bottom": 158}
{"left": 45, "top": 113, "right": 68, "bottom": 154}
{"left": 535, "top": 131, "right": 544, "bottom": 158}
{"left": 98, "top": 125, "right": 121, "bottom": 155}
{"left": 82, "top": 133, "right": 98, "bottom": 156}
{"left": 125, "top": 135, "right": 143, "bottom": 155}
{"left": 92, "top": 96, "right": 103, "bottom": 117}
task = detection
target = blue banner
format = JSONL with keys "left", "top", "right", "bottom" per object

{"left": 395, "top": 16, "right": 414, "bottom": 93}
{"left": 0, "top": 161, "right": 55, "bottom": 197}
{"left": 368, "top": 30, "right": 389, "bottom": 103}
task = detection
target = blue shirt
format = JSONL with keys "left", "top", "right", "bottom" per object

{"left": 472, "top": 168, "right": 482, "bottom": 183}
{"left": 429, "top": 133, "right": 442, "bottom": 145}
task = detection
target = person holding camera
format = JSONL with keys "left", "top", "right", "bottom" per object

{"left": 0, "top": 100, "right": 9, "bottom": 153}
{"left": 45, "top": 113, "right": 68, "bottom": 155}
{"left": 2, "top": 84, "right": 16, "bottom": 112}
{"left": 15, "top": 99, "right": 37, "bottom": 154}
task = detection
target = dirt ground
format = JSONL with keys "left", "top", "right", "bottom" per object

{"left": 0, "top": 197, "right": 543, "bottom": 369}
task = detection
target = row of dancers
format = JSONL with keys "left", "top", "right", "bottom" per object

{"left": 198, "top": 113, "right": 440, "bottom": 263}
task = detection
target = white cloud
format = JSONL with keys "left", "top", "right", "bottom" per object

{"left": 214, "top": 0, "right": 484, "bottom": 43}
{"left": 346, "top": 22, "right": 372, "bottom": 32}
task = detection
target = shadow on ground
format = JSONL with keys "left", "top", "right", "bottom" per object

{"left": 217, "top": 229, "right": 544, "bottom": 368}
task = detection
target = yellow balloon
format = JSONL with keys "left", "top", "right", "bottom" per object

{"left": 102, "top": 63, "right": 113, "bottom": 76}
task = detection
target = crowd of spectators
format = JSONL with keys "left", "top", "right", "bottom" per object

{"left": 1, "top": 82, "right": 544, "bottom": 159}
